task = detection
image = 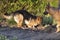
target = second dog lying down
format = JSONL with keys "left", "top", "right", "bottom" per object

{"left": 3, "top": 10, "right": 44, "bottom": 29}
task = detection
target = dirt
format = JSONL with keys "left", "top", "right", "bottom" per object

{"left": 0, "top": 25, "right": 60, "bottom": 40}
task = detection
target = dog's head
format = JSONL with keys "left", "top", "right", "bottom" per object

{"left": 43, "top": 3, "right": 51, "bottom": 15}
{"left": 36, "top": 16, "right": 42, "bottom": 25}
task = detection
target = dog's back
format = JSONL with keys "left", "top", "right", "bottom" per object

{"left": 13, "top": 10, "right": 37, "bottom": 20}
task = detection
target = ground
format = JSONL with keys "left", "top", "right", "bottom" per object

{"left": 0, "top": 25, "right": 60, "bottom": 40}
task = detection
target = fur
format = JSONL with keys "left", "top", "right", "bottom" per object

{"left": 3, "top": 10, "right": 43, "bottom": 29}
{"left": 43, "top": 3, "right": 60, "bottom": 32}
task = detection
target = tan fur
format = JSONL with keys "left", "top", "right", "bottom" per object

{"left": 3, "top": 13, "right": 24, "bottom": 28}
{"left": 3, "top": 14, "right": 13, "bottom": 20}
{"left": 14, "top": 14, "right": 23, "bottom": 28}
{"left": 25, "top": 16, "right": 42, "bottom": 29}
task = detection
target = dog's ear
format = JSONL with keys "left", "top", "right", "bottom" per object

{"left": 46, "top": 3, "right": 51, "bottom": 9}
{"left": 43, "top": 3, "right": 50, "bottom": 15}
{"left": 37, "top": 16, "right": 42, "bottom": 21}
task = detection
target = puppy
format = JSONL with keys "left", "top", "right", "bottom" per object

{"left": 3, "top": 10, "right": 43, "bottom": 29}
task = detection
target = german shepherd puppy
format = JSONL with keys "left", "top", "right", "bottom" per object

{"left": 43, "top": 3, "right": 60, "bottom": 32}
{"left": 3, "top": 10, "right": 43, "bottom": 29}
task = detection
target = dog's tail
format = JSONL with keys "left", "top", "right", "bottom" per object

{"left": 3, "top": 13, "right": 13, "bottom": 20}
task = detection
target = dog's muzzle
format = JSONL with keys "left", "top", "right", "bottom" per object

{"left": 43, "top": 11, "right": 48, "bottom": 15}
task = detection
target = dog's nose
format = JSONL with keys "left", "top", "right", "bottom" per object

{"left": 43, "top": 11, "right": 48, "bottom": 15}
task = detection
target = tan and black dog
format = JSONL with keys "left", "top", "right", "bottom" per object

{"left": 3, "top": 10, "right": 43, "bottom": 29}
{"left": 43, "top": 3, "right": 60, "bottom": 32}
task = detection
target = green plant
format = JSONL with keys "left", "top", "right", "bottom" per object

{"left": 0, "top": 34, "right": 9, "bottom": 40}
{"left": 42, "top": 16, "right": 53, "bottom": 25}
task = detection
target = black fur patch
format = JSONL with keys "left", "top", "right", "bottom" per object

{"left": 13, "top": 10, "right": 37, "bottom": 20}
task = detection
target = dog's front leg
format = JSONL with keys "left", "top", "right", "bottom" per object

{"left": 56, "top": 24, "right": 60, "bottom": 32}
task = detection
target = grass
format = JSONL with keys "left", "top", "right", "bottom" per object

{"left": 0, "top": 34, "right": 18, "bottom": 40}
{"left": 0, "top": 34, "right": 9, "bottom": 40}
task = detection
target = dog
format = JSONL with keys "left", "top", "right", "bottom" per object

{"left": 3, "top": 10, "right": 43, "bottom": 29}
{"left": 43, "top": 3, "right": 60, "bottom": 32}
